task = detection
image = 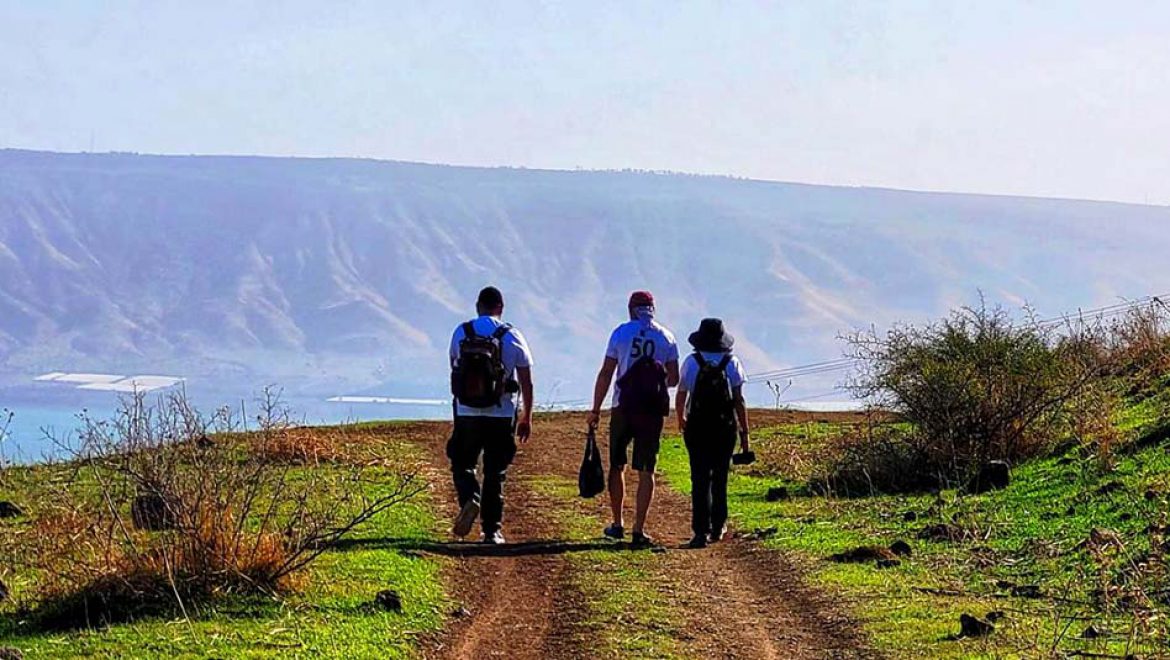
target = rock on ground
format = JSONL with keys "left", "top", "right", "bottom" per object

{"left": 966, "top": 461, "right": 1011, "bottom": 493}
{"left": 959, "top": 613, "right": 994, "bottom": 638}
{"left": 827, "top": 546, "right": 895, "bottom": 563}
{"left": 375, "top": 590, "right": 403, "bottom": 612}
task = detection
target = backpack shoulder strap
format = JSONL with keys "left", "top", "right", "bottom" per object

{"left": 693, "top": 350, "right": 708, "bottom": 368}
{"left": 717, "top": 353, "right": 733, "bottom": 370}
{"left": 461, "top": 321, "right": 477, "bottom": 340}
{"left": 491, "top": 323, "right": 513, "bottom": 340}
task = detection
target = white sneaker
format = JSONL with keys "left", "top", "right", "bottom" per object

{"left": 452, "top": 499, "right": 480, "bottom": 538}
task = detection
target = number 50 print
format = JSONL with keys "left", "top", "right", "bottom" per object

{"left": 631, "top": 337, "right": 657, "bottom": 359}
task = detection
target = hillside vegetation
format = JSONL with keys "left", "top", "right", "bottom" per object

{"left": 657, "top": 301, "right": 1170, "bottom": 657}
{"left": 0, "top": 396, "right": 449, "bottom": 658}
{"left": 5, "top": 300, "right": 1170, "bottom": 657}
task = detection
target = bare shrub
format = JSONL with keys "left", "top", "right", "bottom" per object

{"left": 3, "top": 388, "right": 422, "bottom": 628}
{"left": 752, "top": 424, "right": 839, "bottom": 483}
{"left": 249, "top": 426, "right": 345, "bottom": 464}
{"left": 844, "top": 300, "right": 1109, "bottom": 489}
{"left": 0, "top": 408, "right": 12, "bottom": 468}
{"left": 810, "top": 422, "right": 938, "bottom": 496}
{"left": 0, "top": 408, "right": 13, "bottom": 498}
{"left": 1105, "top": 301, "right": 1170, "bottom": 397}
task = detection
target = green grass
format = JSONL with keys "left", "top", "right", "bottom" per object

{"left": 0, "top": 450, "right": 451, "bottom": 658}
{"left": 656, "top": 401, "right": 1170, "bottom": 659}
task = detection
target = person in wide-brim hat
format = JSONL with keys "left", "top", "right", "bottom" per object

{"left": 677, "top": 316, "right": 751, "bottom": 549}
{"left": 688, "top": 318, "right": 735, "bottom": 353}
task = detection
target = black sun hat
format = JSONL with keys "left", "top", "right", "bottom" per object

{"left": 688, "top": 318, "right": 735, "bottom": 352}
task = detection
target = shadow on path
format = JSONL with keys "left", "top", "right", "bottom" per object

{"left": 329, "top": 537, "right": 631, "bottom": 557}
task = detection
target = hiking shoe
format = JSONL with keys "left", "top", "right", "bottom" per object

{"left": 483, "top": 530, "right": 506, "bottom": 545}
{"left": 452, "top": 499, "right": 480, "bottom": 538}
{"left": 603, "top": 523, "right": 625, "bottom": 540}
{"left": 687, "top": 535, "right": 709, "bottom": 549}
{"left": 630, "top": 531, "right": 654, "bottom": 548}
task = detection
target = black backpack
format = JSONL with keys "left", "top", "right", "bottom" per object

{"left": 616, "top": 356, "right": 670, "bottom": 417}
{"left": 451, "top": 322, "right": 512, "bottom": 408}
{"left": 689, "top": 352, "right": 735, "bottom": 427}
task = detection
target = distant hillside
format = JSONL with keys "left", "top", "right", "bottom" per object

{"left": 1, "top": 149, "right": 1168, "bottom": 404}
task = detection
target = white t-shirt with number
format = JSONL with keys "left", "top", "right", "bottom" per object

{"left": 605, "top": 319, "right": 679, "bottom": 407}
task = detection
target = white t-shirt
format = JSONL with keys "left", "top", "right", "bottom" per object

{"left": 679, "top": 351, "right": 747, "bottom": 404}
{"left": 605, "top": 319, "right": 679, "bottom": 407}
{"left": 449, "top": 315, "right": 534, "bottom": 418}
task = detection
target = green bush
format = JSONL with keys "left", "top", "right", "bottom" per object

{"left": 843, "top": 301, "right": 1106, "bottom": 490}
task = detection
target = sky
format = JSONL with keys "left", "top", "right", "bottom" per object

{"left": 3, "top": 0, "right": 1169, "bottom": 204}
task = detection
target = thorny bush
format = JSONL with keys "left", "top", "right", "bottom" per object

{"left": 0, "top": 388, "right": 423, "bottom": 629}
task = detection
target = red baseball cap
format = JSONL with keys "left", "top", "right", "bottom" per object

{"left": 628, "top": 290, "right": 655, "bottom": 308}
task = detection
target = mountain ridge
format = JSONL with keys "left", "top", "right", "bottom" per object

{"left": 1, "top": 148, "right": 1167, "bottom": 405}
{"left": 7, "top": 148, "right": 1167, "bottom": 208}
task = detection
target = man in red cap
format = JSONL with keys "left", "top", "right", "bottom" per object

{"left": 587, "top": 290, "right": 679, "bottom": 547}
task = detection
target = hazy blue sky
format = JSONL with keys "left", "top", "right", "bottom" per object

{"left": 3, "top": 1, "right": 1169, "bottom": 204}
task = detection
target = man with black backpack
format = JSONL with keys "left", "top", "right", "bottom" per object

{"left": 587, "top": 291, "right": 679, "bottom": 548}
{"left": 448, "top": 286, "right": 534, "bottom": 545}
{"left": 675, "top": 318, "right": 751, "bottom": 549}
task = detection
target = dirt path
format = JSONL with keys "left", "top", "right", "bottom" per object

{"left": 407, "top": 411, "right": 875, "bottom": 659}
{"left": 410, "top": 424, "right": 587, "bottom": 659}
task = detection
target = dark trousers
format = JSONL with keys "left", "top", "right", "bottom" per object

{"left": 447, "top": 415, "right": 517, "bottom": 534}
{"left": 684, "top": 422, "right": 737, "bottom": 538}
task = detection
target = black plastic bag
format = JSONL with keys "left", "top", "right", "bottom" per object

{"left": 578, "top": 428, "right": 605, "bottom": 498}
{"left": 731, "top": 450, "right": 756, "bottom": 465}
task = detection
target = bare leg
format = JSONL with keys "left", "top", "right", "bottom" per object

{"left": 608, "top": 465, "right": 626, "bottom": 527}
{"left": 632, "top": 470, "right": 655, "bottom": 534}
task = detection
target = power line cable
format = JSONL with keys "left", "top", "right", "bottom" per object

{"left": 743, "top": 291, "right": 1170, "bottom": 384}
{"left": 532, "top": 291, "right": 1170, "bottom": 407}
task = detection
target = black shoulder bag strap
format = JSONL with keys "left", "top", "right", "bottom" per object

{"left": 461, "top": 321, "right": 477, "bottom": 340}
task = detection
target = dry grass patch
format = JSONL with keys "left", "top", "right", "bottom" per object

{"left": 1, "top": 390, "right": 424, "bottom": 630}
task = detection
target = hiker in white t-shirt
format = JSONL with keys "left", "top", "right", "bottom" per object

{"left": 675, "top": 318, "right": 751, "bottom": 549}
{"left": 587, "top": 290, "right": 680, "bottom": 548}
{"left": 447, "top": 286, "right": 535, "bottom": 545}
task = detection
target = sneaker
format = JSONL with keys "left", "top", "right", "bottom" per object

{"left": 483, "top": 530, "right": 506, "bottom": 545}
{"left": 452, "top": 499, "right": 480, "bottom": 538}
{"left": 687, "top": 535, "right": 709, "bottom": 549}
{"left": 630, "top": 531, "right": 654, "bottom": 548}
{"left": 603, "top": 523, "right": 625, "bottom": 540}
{"left": 710, "top": 526, "right": 727, "bottom": 542}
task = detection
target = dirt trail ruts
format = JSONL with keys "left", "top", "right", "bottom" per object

{"left": 411, "top": 423, "right": 589, "bottom": 659}
{"left": 406, "top": 410, "right": 877, "bottom": 659}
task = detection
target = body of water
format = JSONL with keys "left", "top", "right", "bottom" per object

{"left": 1, "top": 395, "right": 861, "bottom": 464}
{"left": 1, "top": 397, "right": 451, "bottom": 464}
{"left": 0, "top": 404, "right": 89, "bottom": 464}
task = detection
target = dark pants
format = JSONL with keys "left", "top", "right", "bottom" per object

{"left": 609, "top": 407, "right": 665, "bottom": 472}
{"left": 684, "top": 421, "right": 737, "bottom": 538}
{"left": 447, "top": 415, "right": 517, "bottom": 534}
